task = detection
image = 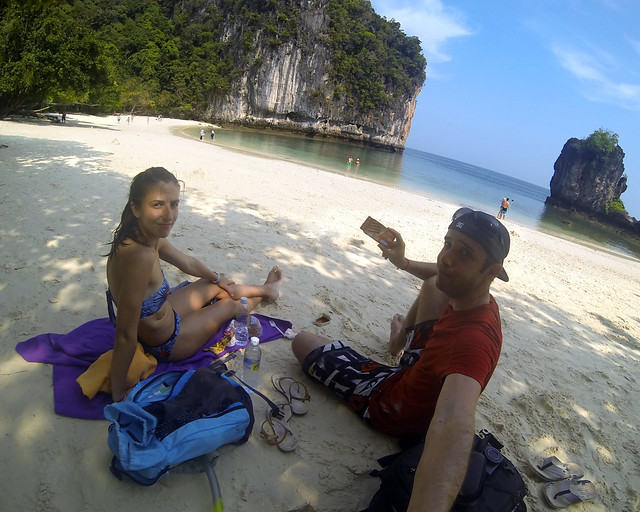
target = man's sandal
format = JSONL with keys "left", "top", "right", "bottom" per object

{"left": 530, "top": 456, "right": 584, "bottom": 481}
{"left": 544, "top": 478, "right": 597, "bottom": 508}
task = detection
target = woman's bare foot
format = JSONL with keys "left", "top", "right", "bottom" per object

{"left": 262, "top": 265, "right": 283, "bottom": 303}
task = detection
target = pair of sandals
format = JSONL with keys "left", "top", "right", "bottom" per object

{"left": 260, "top": 375, "right": 311, "bottom": 452}
{"left": 530, "top": 455, "right": 597, "bottom": 508}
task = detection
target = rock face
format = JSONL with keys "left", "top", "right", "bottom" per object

{"left": 547, "top": 138, "right": 627, "bottom": 213}
{"left": 546, "top": 138, "right": 639, "bottom": 235}
{"left": 198, "top": 0, "right": 422, "bottom": 150}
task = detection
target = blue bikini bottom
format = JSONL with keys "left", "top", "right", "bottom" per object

{"left": 140, "top": 310, "right": 181, "bottom": 361}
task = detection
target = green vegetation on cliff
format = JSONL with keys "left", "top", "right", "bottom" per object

{"left": 585, "top": 128, "right": 619, "bottom": 154}
{"left": 583, "top": 129, "right": 627, "bottom": 217}
{"left": 326, "top": 0, "right": 425, "bottom": 110}
{"left": 0, "top": 1, "right": 115, "bottom": 117}
{"left": 606, "top": 198, "right": 626, "bottom": 214}
{"left": 0, "top": 0, "right": 426, "bottom": 118}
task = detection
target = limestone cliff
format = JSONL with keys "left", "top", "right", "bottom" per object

{"left": 546, "top": 137, "right": 639, "bottom": 235}
{"left": 182, "top": 0, "right": 424, "bottom": 150}
{"left": 547, "top": 138, "right": 627, "bottom": 213}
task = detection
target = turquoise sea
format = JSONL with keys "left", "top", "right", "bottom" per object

{"left": 183, "top": 126, "right": 640, "bottom": 260}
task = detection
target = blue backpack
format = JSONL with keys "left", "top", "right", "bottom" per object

{"left": 104, "top": 365, "right": 254, "bottom": 485}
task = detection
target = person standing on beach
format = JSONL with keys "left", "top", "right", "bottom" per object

{"left": 105, "top": 167, "right": 283, "bottom": 402}
{"left": 211, "top": 129, "right": 215, "bottom": 140}
{"left": 199, "top": 129, "right": 205, "bottom": 140}
{"left": 497, "top": 197, "right": 510, "bottom": 219}
{"left": 290, "top": 208, "right": 509, "bottom": 511}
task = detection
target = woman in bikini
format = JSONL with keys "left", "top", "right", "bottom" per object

{"left": 106, "top": 167, "right": 283, "bottom": 401}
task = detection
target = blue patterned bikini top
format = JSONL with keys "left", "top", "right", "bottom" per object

{"left": 106, "top": 273, "right": 170, "bottom": 326}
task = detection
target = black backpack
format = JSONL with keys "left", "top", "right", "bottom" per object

{"left": 364, "top": 430, "right": 528, "bottom": 512}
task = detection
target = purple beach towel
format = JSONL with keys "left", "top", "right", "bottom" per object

{"left": 15, "top": 314, "right": 292, "bottom": 420}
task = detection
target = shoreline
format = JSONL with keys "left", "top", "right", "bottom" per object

{"left": 172, "top": 121, "right": 640, "bottom": 262}
{"left": 1, "top": 114, "right": 639, "bottom": 511}
{"left": 538, "top": 205, "right": 640, "bottom": 259}
{"left": 169, "top": 123, "right": 414, "bottom": 199}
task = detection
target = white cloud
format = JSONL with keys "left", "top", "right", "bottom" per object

{"left": 551, "top": 43, "right": 640, "bottom": 110}
{"left": 551, "top": 45, "right": 606, "bottom": 82}
{"left": 605, "top": 82, "right": 640, "bottom": 102}
{"left": 370, "top": 0, "right": 472, "bottom": 63}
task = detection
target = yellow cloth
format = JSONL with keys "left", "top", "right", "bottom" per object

{"left": 76, "top": 343, "right": 157, "bottom": 399}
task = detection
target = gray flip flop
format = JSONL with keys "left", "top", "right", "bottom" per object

{"left": 530, "top": 456, "right": 584, "bottom": 481}
{"left": 544, "top": 478, "right": 597, "bottom": 508}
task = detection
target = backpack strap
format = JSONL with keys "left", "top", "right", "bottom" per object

{"left": 457, "top": 449, "right": 486, "bottom": 504}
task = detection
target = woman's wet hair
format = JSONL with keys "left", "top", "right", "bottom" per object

{"left": 105, "top": 167, "right": 180, "bottom": 257}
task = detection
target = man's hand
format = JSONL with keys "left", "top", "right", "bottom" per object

{"left": 379, "top": 228, "right": 407, "bottom": 269}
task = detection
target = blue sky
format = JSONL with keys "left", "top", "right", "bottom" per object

{"left": 369, "top": 0, "right": 640, "bottom": 218}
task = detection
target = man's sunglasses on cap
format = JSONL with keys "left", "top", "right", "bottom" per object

{"left": 449, "top": 207, "right": 510, "bottom": 282}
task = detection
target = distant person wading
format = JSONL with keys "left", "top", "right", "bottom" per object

{"left": 497, "top": 198, "right": 510, "bottom": 219}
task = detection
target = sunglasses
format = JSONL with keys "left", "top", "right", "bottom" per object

{"left": 452, "top": 208, "right": 499, "bottom": 228}
{"left": 451, "top": 208, "right": 508, "bottom": 259}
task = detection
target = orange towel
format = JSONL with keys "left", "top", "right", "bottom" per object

{"left": 76, "top": 343, "right": 157, "bottom": 399}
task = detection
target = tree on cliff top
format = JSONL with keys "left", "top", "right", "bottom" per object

{"left": 585, "top": 128, "right": 619, "bottom": 154}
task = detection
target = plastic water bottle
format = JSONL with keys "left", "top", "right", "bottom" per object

{"left": 248, "top": 314, "right": 262, "bottom": 339}
{"left": 242, "top": 337, "right": 261, "bottom": 386}
{"left": 234, "top": 297, "right": 250, "bottom": 348}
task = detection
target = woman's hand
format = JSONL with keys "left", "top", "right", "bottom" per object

{"left": 217, "top": 275, "right": 239, "bottom": 298}
{"left": 379, "top": 228, "right": 407, "bottom": 269}
{"left": 218, "top": 275, "right": 235, "bottom": 288}
{"left": 111, "top": 384, "right": 132, "bottom": 403}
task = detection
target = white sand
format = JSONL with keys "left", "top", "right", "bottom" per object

{"left": 1, "top": 114, "right": 638, "bottom": 511}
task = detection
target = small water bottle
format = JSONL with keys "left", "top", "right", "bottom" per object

{"left": 242, "top": 337, "right": 261, "bottom": 386}
{"left": 234, "top": 297, "right": 250, "bottom": 348}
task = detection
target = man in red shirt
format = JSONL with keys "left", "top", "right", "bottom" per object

{"left": 291, "top": 207, "right": 510, "bottom": 511}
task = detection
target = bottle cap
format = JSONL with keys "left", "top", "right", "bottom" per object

{"left": 240, "top": 297, "right": 248, "bottom": 304}
{"left": 250, "top": 337, "right": 259, "bottom": 345}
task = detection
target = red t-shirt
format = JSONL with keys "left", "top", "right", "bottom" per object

{"left": 369, "top": 296, "right": 502, "bottom": 436}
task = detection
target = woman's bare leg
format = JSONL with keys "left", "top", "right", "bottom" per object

{"left": 167, "top": 266, "right": 284, "bottom": 360}
{"left": 167, "top": 279, "right": 230, "bottom": 317}
{"left": 225, "top": 265, "right": 284, "bottom": 303}
{"left": 169, "top": 297, "right": 243, "bottom": 360}
{"left": 168, "top": 266, "right": 284, "bottom": 317}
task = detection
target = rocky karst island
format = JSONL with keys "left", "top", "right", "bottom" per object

{"left": 546, "top": 129, "right": 640, "bottom": 237}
